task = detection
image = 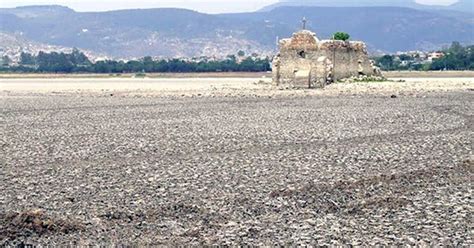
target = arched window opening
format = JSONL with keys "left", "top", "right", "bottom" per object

{"left": 298, "top": 50, "right": 306, "bottom": 58}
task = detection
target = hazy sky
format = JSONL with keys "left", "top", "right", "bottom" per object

{"left": 0, "top": 0, "right": 460, "bottom": 13}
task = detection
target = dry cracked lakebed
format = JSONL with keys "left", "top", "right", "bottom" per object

{"left": 1, "top": 91, "right": 473, "bottom": 245}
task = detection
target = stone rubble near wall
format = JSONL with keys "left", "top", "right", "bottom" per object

{"left": 338, "top": 75, "right": 387, "bottom": 83}
{"left": 272, "top": 29, "right": 382, "bottom": 89}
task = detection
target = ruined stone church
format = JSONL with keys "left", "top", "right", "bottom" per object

{"left": 272, "top": 22, "right": 381, "bottom": 88}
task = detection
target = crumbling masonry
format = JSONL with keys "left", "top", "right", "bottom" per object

{"left": 272, "top": 29, "right": 382, "bottom": 88}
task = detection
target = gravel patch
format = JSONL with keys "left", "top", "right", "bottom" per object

{"left": 1, "top": 89, "right": 473, "bottom": 245}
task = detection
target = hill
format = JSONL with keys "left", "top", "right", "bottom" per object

{"left": 261, "top": 0, "right": 421, "bottom": 11}
{"left": 0, "top": 5, "right": 473, "bottom": 58}
{"left": 225, "top": 6, "right": 474, "bottom": 52}
{"left": 449, "top": 0, "right": 474, "bottom": 12}
{"left": 0, "top": 32, "right": 103, "bottom": 63}
{"left": 0, "top": 6, "right": 269, "bottom": 58}
{"left": 260, "top": 0, "right": 474, "bottom": 14}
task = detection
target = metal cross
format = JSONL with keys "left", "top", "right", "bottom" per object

{"left": 302, "top": 17, "right": 307, "bottom": 30}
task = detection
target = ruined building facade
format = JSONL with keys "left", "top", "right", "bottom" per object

{"left": 272, "top": 29, "right": 381, "bottom": 88}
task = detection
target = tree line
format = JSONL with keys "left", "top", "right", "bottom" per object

{"left": 374, "top": 42, "right": 474, "bottom": 71}
{"left": 430, "top": 42, "right": 474, "bottom": 70}
{"left": 1, "top": 42, "right": 472, "bottom": 73}
{"left": 1, "top": 49, "right": 272, "bottom": 73}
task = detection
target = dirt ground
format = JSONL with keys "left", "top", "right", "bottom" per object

{"left": 1, "top": 70, "right": 473, "bottom": 79}
{"left": 383, "top": 70, "right": 474, "bottom": 78}
{"left": 1, "top": 75, "right": 473, "bottom": 245}
{"left": 0, "top": 76, "right": 473, "bottom": 97}
{"left": 0, "top": 72, "right": 272, "bottom": 79}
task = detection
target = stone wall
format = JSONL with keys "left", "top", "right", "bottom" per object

{"left": 273, "top": 30, "right": 381, "bottom": 88}
{"left": 317, "top": 40, "right": 375, "bottom": 80}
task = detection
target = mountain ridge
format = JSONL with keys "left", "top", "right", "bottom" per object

{"left": 260, "top": 0, "right": 474, "bottom": 14}
{"left": 0, "top": 5, "right": 473, "bottom": 58}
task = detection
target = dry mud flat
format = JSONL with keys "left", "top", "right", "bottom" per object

{"left": 0, "top": 78, "right": 473, "bottom": 245}
{"left": 0, "top": 77, "right": 473, "bottom": 98}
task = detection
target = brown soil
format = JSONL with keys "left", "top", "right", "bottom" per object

{"left": 0, "top": 209, "right": 83, "bottom": 241}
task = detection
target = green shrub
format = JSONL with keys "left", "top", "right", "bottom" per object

{"left": 333, "top": 32, "right": 350, "bottom": 41}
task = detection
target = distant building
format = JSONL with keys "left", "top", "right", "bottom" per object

{"left": 272, "top": 28, "right": 381, "bottom": 89}
{"left": 428, "top": 52, "right": 445, "bottom": 62}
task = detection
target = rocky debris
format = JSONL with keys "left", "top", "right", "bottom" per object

{"left": 270, "top": 164, "right": 471, "bottom": 215}
{"left": 461, "top": 156, "right": 474, "bottom": 170}
{"left": 1, "top": 91, "right": 473, "bottom": 245}
{"left": 338, "top": 75, "right": 387, "bottom": 83}
{"left": 0, "top": 209, "right": 83, "bottom": 242}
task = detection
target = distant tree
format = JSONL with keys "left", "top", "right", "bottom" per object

{"left": 1, "top": 51, "right": 272, "bottom": 73}
{"left": 142, "top": 56, "right": 154, "bottom": 72}
{"left": 93, "top": 60, "right": 116, "bottom": 73}
{"left": 449, "top": 41, "right": 463, "bottom": 54}
{"left": 237, "top": 50, "right": 245, "bottom": 57}
{"left": 20, "top": 52, "right": 36, "bottom": 65}
{"left": 226, "top": 55, "right": 237, "bottom": 62}
{"left": 1, "top": 55, "right": 12, "bottom": 67}
{"left": 70, "top": 48, "right": 91, "bottom": 67}
{"left": 333, "top": 32, "right": 350, "bottom": 41}
{"left": 398, "top": 54, "right": 413, "bottom": 61}
{"left": 37, "top": 51, "right": 74, "bottom": 72}
{"left": 238, "top": 57, "right": 255, "bottom": 71}
{"left": 410, "top": 63, "right": 424, "bottom": 71}
{"left": 376, "top": 55, "right": 395, "bottom": 70}
{"left": 430, "top": 42, "right": 474, "bottom": 70}
{"left": 422, "top": 63, "right": 432, "bottom": 71}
